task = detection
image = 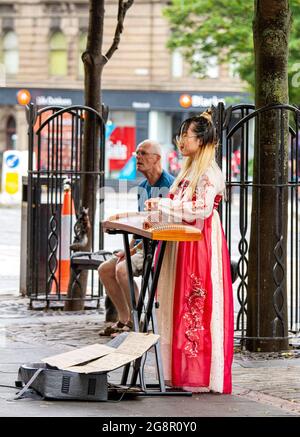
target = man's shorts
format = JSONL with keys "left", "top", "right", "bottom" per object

{"left": 111, "top": 249, "right": 144, "bottom": 277}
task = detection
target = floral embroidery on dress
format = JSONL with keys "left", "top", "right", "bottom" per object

{"left": 183, "top": 273, "right": 207, "bottom": 358}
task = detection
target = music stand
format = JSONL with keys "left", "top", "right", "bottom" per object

{"left": 102, "top": 212, "right": 202, "bottom": 396}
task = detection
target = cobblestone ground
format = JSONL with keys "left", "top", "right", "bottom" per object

{"left": 1, "top": 296, "right": 300, "bottom": 416}
{"left": 0, "top": 297, "right": 106, "bottom": 347}
{"left": 232, "top": 351, "right": 300, "bottom": 415}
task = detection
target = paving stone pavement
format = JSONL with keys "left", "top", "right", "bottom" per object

{"left": 0, "top": 296, "right": 300, "bottom": 417}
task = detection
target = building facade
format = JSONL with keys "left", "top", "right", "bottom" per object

{"left": 0, "top": 0, "right": 246, "bottom": 177}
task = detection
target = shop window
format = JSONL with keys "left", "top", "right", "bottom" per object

{"left": 1, "top": 31, "right": 19, "bottom": 75}
{"left": 78, "top": 32, "right": 87, "bottom": 78}
{"left": 6, "top": 115, "right": 17, "bottom": 149}
{"left": 49, "top": 31, "right": 67, "bottom": 76}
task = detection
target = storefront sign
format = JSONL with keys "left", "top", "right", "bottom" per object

{"left": 36, "top": 96, "right": 72, "bottom": 106}
{"left": 179, "top": 94, "right": 225, "bottom": 108}
{"left": 179, "top": 94, "right": 192, "bottom": 108}
{"left": 132, "top": 102, "right": 151, "bottom": 109}
{"left": 17, "top": 89, "right": 31, "bottom": 105}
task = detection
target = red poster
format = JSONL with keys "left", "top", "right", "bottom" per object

{"left": 108, "top": 126, "right": 136, "bottom": 171}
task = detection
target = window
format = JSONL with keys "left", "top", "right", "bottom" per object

{"left": 0, "top": 62, "right": 5, "bottom": 86}
{"left": 171, "top": 50, "right": 183, "bottom": 78}
{"left": 1, "top": 31, "right": 19, "bottom": 75}
{"left": 228, "top": 61, "right": 239, "bottom": 79}
{"left": 192, "top": 51, "right": 219, "bottom": 79}
{"left": 78, "top": 32, "right": 87, "bottom": 78}
{"left": 205, "top": 56, "right": 219, "bottom": 79}
{"left": 6, "top": 115, "right": 17, "bottom": 149}
{"left": 49, "top": 31, "right": 67, "bottom": 76}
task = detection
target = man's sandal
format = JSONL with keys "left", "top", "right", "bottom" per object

{"left": 99, "top": 320, "right": 132, "bottom": 336}
{"left": 110, "top": 321, "right": 133, "bottom": 338}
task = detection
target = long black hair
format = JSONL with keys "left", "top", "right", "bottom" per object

{"left": 172, "top": 109, "right": 218, "bottom": 196}
{"left": 178, "top": 111, "right": 217, "bottom": 147}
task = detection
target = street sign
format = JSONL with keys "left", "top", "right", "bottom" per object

{"left": 0, "top": 150, "right": 28, "bottom": 204}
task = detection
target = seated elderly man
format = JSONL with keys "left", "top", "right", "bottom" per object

{"left": 98, "top": 139, "right": 174, "bottom": 336}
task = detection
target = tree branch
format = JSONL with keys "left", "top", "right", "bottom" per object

{"left": 104, "top": 0, "right": 134, "bottom": 62}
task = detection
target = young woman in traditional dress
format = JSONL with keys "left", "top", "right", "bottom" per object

{"left": 145, "top": 109, "right": 234, "bottom": 394}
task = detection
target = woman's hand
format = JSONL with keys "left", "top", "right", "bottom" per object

{"left": 144, "top": 197, "right": 160, "bottom": 211}
{"left": 143, "top": 211, "right": 162, "bottom": 229}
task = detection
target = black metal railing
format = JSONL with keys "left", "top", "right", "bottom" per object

{"left": 217, "top": 102, "right": 300, "bottom": 344}
{"left": 25, "top": 100, "right": 300, "bottom": 340}
{"left": 26, "top": 104, "right": 106, "bottom": 308}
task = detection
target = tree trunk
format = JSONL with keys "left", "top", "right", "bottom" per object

{"left": 65, "top": 0, "right": 104, "bottom": 311}
{"left": 65, "top": 0, "right": 134, "bottom": 311}
{"left": 246, "top": 0, "right": 291, "bottom": 351}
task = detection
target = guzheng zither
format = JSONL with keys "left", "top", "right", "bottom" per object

{"left": 102, "top": 211, "right": 202, "bottom": 242}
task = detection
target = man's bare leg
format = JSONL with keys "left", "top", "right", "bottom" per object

{"left": 98, "top": 259, "right": 130, "bottom": 324}
{"left": 115, "top": 260, "right": 139, "bottom": 321}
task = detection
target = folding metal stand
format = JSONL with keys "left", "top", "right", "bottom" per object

{"left": 106, "top": 229, "right": 192, "bottom": 397}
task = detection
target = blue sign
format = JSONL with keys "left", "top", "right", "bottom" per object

{"left": 105, "top": 122, "right": 116, "bottom": 140}
{"left": 119, "top": 156, "right": 136, "bottom": 180}
{"left": 5, "top": 154, "right": 20, "bottom": 169}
